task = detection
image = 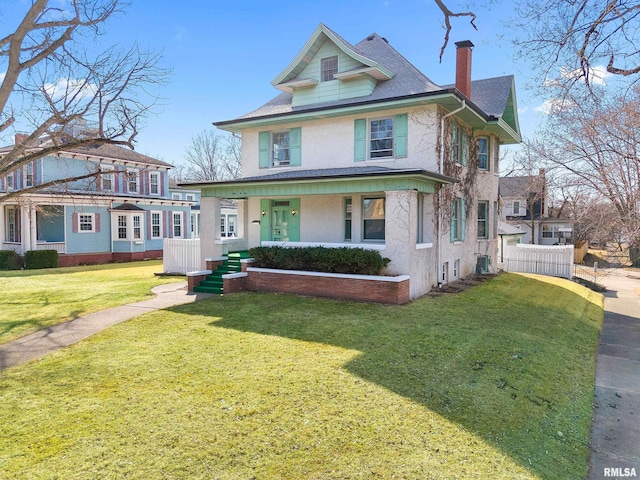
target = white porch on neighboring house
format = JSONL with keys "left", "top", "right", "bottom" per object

{"left": 1, "top": 203, "right": 67, "bottom": 255}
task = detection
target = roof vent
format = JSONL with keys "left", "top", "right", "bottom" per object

{"left": 366, "top": 34, "right": 375, "bottom": 41}
{"left": 381, "top": 37, "right": 388, "bottom": 43}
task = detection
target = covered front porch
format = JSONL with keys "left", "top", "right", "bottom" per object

{"left": 189, "top": 167, "right": 456, "bottom": 299}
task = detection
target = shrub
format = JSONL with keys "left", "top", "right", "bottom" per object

{"left": 248, "top": 246, "right": 390, "bottom": 275}
{"left": 0, "top": 250, "right": 21, "bottom": 270}
{"left": 24, "top": 250, "right": 58, "bottom": 269}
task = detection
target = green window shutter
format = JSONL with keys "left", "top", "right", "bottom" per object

{"left": 260, "top": 199, "right": 270, "bottom": 242}
{"left": 450, "top": 122, "right": 457, "bottom": 164}
{"left": 354, "top": 119, "right": 367, "bottom": 162}
{"left": 289, "top": 128, "right": 301, "bottom": 166}
{"left": 450, "top": 200, "right": 457, "bottom": 243}
{"left": 394, "top": 114, "right": 408, "bottom": 158}
{"left": 460, "top": 198, "right": 467, "bottom": 240}
{"left": 289, "top": 198, "right": 300, "bottom": 241}
{"left": 461, "top": 129, "right": 468, "bottom": 166}
{"left": 259, "top": 132, "right": 270, "bottom": 169}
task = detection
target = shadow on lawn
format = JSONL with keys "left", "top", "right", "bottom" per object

{"left": 168, "top": 273, "right": 603, "bottom": 478}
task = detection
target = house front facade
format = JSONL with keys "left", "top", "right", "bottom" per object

{"left": 186, "top": 25, "right": 521, "bottom": 299}
{"left": 1, "top": 138, "right": 195, "bottom": 267}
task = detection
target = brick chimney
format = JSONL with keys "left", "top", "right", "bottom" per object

{"left": 14, "top": 133, "right": 28, "bottom": 145}
{"left": 455, "top": 40, "right": 474, "bottom": 99}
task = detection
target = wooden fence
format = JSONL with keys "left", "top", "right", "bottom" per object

{"left": 163, "top": 238, "right": 201, "bottom": 274}
{"left": 503, "top": 244, "right": 574, "bottom": 279}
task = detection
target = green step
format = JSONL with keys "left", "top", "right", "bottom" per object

{"left": 193, "top": 285, "right": 222, "bottom": 294}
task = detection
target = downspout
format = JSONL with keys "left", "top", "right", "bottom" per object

{"left": 437, "top": 99, "right": 465, "bottom": 286}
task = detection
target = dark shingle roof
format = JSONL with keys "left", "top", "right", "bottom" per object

{"left": 0, "top": 140, "right": 172, "bottom": 168}
{"left": 230, "top": 31, "right": 512, "bottom": 123}
{"left": 499, "top": 175, "right": 544, "bottom": 198}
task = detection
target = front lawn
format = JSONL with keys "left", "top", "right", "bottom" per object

{"left": 0, "top": 261, "right": 182, "bottom": 345}
{"left": 0, "top": 273, "right": 603, "bottom": 479}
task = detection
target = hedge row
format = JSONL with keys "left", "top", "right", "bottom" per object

{"left": 0, "top": 250, "right": 21, "bottom": 270}
{"left": 248, "top": 246, "right": 390, "bottom": 275}
{"left": 25, "top": 250, "right": 58, "bottom": 269}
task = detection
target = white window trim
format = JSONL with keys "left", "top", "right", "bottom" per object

{"left": 271, "top": 130, "right": 291, "bottom": 167}
{"left": 172, "top": 211, "right": 183, "bottom": 239}
{"left": 6, "top": 172, "right": 14, "bottom": 191}
{"left": 477, "top": 201, "right": 489, "bottom": 240}
{"left": 362, "top": 196, "right": 386, "bottom": 242}
{"left": 25, "top": 163, "right": 34, "bottom": 188}
{"left": 127, "top": 169, "right": 138, "bottom": 194}
{"left": 185, "top": 194, "right": 195, "bottom": 201}
{"left": 321, "top": 55, "right": 338, "bottom": 82}
{"left": 78, "top": 213, "right": 96, "bottom": 233}
{"left": 172, "top": 193, "right": 181, "bottom": 200}
{"left": 101, "top": 165, "right": 114, "bottom": 192}
{"left": 478, "top": 136, "right": 490, "bottom": 171}
{"left": 150, "top": 211, "right": 163, "bottom": 239}
{"left": 149, "top": 172, "right": 160, "bottom": 196}
{"left": 368, "top": 116, "right": 394, "bottom": 160}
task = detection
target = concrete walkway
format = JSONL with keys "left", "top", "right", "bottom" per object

{"left": 0, "top": 282, "right": 214, "bottom": 371}
{"left": 589, "top": 269, "right": 640, "bottom": 479}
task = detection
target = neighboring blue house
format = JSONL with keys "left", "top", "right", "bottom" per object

{"left": 1, "top": 134, "right": 195, "bottom": 266}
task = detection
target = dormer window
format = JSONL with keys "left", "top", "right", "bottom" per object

{"left": 321, "top": 56, "right": 338, "bottom": 82}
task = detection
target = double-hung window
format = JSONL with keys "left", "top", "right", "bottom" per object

{"left": 513, "top": 201, "right": 520, "bottom": 215}
{"left": 127, "top": 170, "right": 138, "bottom": 193}
{"left": 173, "top": 212, "right": 182, "bottom": 238}
{"left": 151, "top": 212, "right": 162, "bottom": 239}
{"left": 354, "top": 114, "right": 407, "bottom": 161}
{"left": 451, "top": 198, "right": 466, "bottom": 242}
{"left": 4, "top": 206, "right": 21, "bottom": 242}
{"left": 344, "top": 197, "right": 352, "bottom": 241}
{"left": 450, "top": 121, "right": 467, "bottom": 165}
{"left": 79, "top": 213, "right": 95, "bottom": 233}
{"left": 321, "top": 56, "right": 338, "bottom": 82}
{"left": 259, "top": 128, "right": 302, "bottom": 168}
{"left": 478, "top": 136, "right": 489, "bottom": 170}
{"left": 149, "top": 172, "right": 160, "bottom": 195}
{"left": 477, "top": 201, "right": 489, "bottom": 239}
{"left": 6, "top": 172, "right": 14, "bottom": 190}
{"left": 363, "top": 197, "right": 385, "bottom": 241}
{"left": 369, "top": 118, "right": 394, "bottom": 158}
{"left": 101, "top": 166, "right": 114, "bottom": 191}
{"left": 272, "top": 131, "right": 290, "bottom": 166}
{"left": 118, "top": 215, "right": 127, "bottom": 239}
{"left": 133, "top": 215, "right": 141, "bottom": 239}
{"left": 25, "top": 163, "right": 34, "bottom": 188}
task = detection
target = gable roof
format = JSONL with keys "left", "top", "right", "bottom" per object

{"left": 272, "top": 24, "right": 395, "bottom": 91}
{"left": 215, "top": 25, "right": 521, "bottom": 144}
{"left": 499, "top": 175, "right": 545, "bottom": 198}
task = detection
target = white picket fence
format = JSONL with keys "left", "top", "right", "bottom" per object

{"left": 503, "top": 244, "right": 574, "bottom": 279}
{"left": 163, "top": 238, "right": 201, "bottom": 274}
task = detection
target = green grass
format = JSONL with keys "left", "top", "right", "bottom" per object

{"left": 0, "top": 273, "right": 603, "bottom": 479}
{"left": 0, "top": 261, "right": 183, "bottom": 345}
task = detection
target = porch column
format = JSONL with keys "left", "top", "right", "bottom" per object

{"left": 383, "top": 190, "right": 416, "bottom": 275}
{"left": 236, "top": 199, "right": 248, "bottom": 248}
{"left": 20, "top": 205, "right": 32, "bottom": 252}
{"left": 0, "top": 205, "right": 4, "bottom": 247}
{"left": 29, "top": 205, "right": 37, "bottom": 252}
{"left": 200, "top": 196, "right": 223, "bottom": 267}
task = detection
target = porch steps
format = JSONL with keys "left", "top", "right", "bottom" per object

{"left": 192, "top": 251, "right": 250, "bottom": 295}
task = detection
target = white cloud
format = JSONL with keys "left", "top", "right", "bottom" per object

{"left": 44, "top": 78, "right": 97, "bottom": 100}
{"left": 518, "top": 105, "right": 529, "bottom": 114}
{"left": 534, "top": 98, "right": 573, "bottom": 115}
{"left": 560, "top": 64, "right": 612, "bottom": 85}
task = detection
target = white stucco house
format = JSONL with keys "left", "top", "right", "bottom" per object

{"left": 183, "top": 24, "right": 521, "bottom": 300}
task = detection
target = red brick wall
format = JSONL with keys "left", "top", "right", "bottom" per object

{"left": 247, "top": 269, "right": 410, "bottom": 304}
{"left": 223, "top": 274, "right": 248, "bottom": 293}
{"left": 56, "top": 250, "right": 163, "bottom": 267}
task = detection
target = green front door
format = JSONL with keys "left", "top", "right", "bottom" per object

{"left": 260, "top": 198, "right": 300, "bottom": 243}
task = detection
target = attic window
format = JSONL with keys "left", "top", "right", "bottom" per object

{"left": 321, "top": 56, "right": 338, "bottom": 82}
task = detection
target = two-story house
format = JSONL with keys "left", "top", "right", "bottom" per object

{"left": 500, "top": 169, "right": 573, "bottom": 245}
{"left": 186, "top": 24, "right": 521, "bottom": 299}
{"left": 1, "top": 134, "right": 195, "bottom": 266}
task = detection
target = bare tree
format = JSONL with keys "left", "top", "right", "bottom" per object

{"left": 0, "top": 0, "right": 168, "bottom": 201}
{"left": 434, "top": 0, "right": 640, "bottom": 90}
{"left": 182, "top": 129, "right": 241, "bottom": 181}
{"left": 531, "top": 85, "right": 640, "bottom": 264}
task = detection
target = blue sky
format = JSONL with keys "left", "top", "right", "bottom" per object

{"left": 5, "top": 0, "right": 554, "bottom": 166}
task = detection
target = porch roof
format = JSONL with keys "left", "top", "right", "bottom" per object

{"left": 182, "top": 167, "right": 456, "bottom": 198}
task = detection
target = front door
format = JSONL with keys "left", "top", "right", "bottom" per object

{"left": 260, "top": 198, "right": 300, "bottom": 243}
{"left": 271, "top": 203, "right": 292, "bottom": 241}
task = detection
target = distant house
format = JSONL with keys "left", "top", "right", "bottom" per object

{"left": 1, "top": 134, "right": 195, "bottom": 266}
{"left": 184, "top": 24, "right": 521, "bottom": 299}
{"left": 500, "top": 169, "right": 573, "bottom": 245}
